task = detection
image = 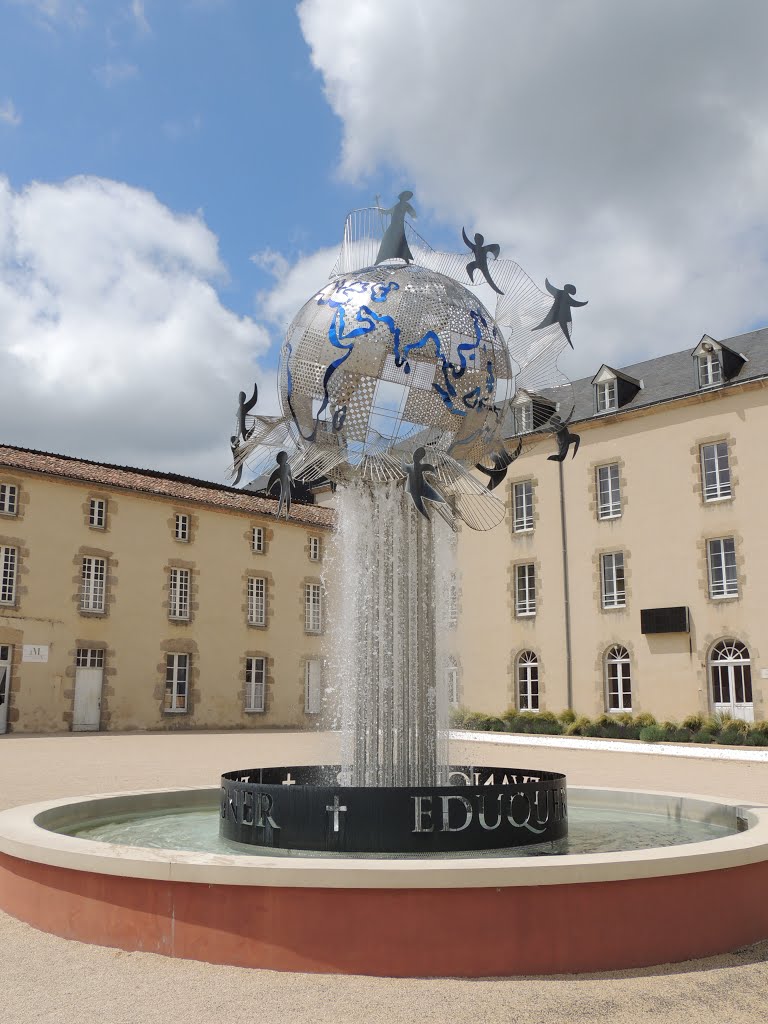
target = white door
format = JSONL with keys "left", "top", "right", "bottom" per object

{"left": 710, "top": 640, "right": 754, "bottom": 723}
{"left": 0, "top": 645, "right": 10, "bottom": 734}
{"left": 73, "top": 649, "right": 104, "bottom": 731}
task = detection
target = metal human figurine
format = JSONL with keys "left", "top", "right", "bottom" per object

{"left": 230, "top": 435, "right": 244, "bottom": 486}
{"left": 547, "top": 416, "right": 580, "bottom": 462}
{"left": 533, "top": 280, "right": 588, "bottom": 348}
{"left": 461, "top": 228, "right": 503, "bottom": 295}
{"left": 403, "top": 446, "right": 445, "bottom": 520}
{"left": 267, "top": 450, "right": 294, "bottom": 519}
{"left": 475, "top": 437, "right": 522, "bottom": 490}
{"left": 237, "top": 383, "right": 259, "bottom": 442}
{"left": 375, "top": 191, "right": 416, "bottom": 265}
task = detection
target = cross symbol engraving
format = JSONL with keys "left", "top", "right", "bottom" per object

{"left": 326, "top": 795, "right": 348, "bottom": 833}
{"left": 281, "top": 773, "right": 295, "bottom": 786}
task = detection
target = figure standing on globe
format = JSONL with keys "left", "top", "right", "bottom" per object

{"left": 375, "top": 191, "right": 416, "bottom": 264}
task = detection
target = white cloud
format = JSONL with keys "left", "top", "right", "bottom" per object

{"left": 131, "top": 0, "right": 150, "bottom": 35}
{"left": 12, "top": 0, "right": 87, "bottom": 29}
{"left": 0, "top": 100, "right": 22, "bottom": 127}
{"left": 298, "top": 0, "right": 768, "bottom": 375}
{"left": 255, "top": 245, "right": 339, "bottom": 328}
{"left": 0, "top": 176, "right": 270, "bottom": 480}
{"left": 94, "top": 61, "right": 139, "bottom": 87}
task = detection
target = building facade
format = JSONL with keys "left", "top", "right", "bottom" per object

{"left": 456, "top": 328, "right": 768, "bottom": 723}
{"left": 0, "top": 446, "right": 334, "bottom": 733}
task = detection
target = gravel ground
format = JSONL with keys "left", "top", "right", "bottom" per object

{"left": 1, "top": 729, "right": 767, "bottom": 1024}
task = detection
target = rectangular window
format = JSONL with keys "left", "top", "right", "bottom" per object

{"left": 448, "top": 572, "right": 458, "bottom": 627}
{"left": 698, "top": 353, "right": 722, "bottom": 389}
{"left": 309, "top": 536, "right": 321, "bottom": 561}
{"left": 80, "top": 556, "right": 106, "bottom": 613}
{"left": 305, "top": 583, "right": 322, "bottom": 633}
{"left": 0, "top": 484, "right": 18, "bottom": 516}
{"left": 76, "top": 648, "right": 104, "bottom": 668}
{"left": 595, "top": 380, "right": 617, "bottom": 412}
{"left": 305, "top": 659, "right": 322, "bottom": 714}
{"left": 513, "top": 481, "right": 534, "bottom": 532}
{"left": 89, "top": 498, "right": 106, "bottom": 529}
{"left": 514, "top": 402, "right": 533, "bottom": 434}
{"left": 245, "top": 656, "right": 266, "bottom": 712}
{"left": 597, "top": 464, "right": 622, "bottom": 519}
{"left": 515, "top": 563, "right": 536, "bottom": 617}
{"left": 708, "top": 538, "right": 738, "bottom": 599}
{"left": 168, "top": 568, "right": 190, "bottom": 620}
{"left": 175, "top": 514, "right": 190, "bottom": 541}
{"left": 446, "top": 664, "right": 459, "bottom": 705}
{"left": 601, "top": 552, "right": 626, "bottom": 609}
{"left": 247, "top": 576, "right": 266, "bottom": 626}
{"left": 0, "top": 546, "right": 17, "bottom": 605}
{"left": 700, "top": 442, "right": 732, "bottom": 501}
{"left": 164, "top": 653, "right": 188, "bottom": 712}
{"left": 252, "top": 526, "right": 265, "bottom": 553}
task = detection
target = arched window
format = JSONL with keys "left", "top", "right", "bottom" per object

{"left": 605, "top": 645, "right": 631, "bottom": 711}
{"left": 517, "top": 651, "right": 539, "bottom": 711}
{"left": 709, "top": 640, "right": 753, "bottom": 722}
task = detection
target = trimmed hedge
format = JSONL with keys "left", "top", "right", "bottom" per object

{"left": 449, "top": 705, "right": 767, "bottom": 747}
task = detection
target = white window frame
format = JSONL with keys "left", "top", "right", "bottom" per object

{"left": 709, "top": 640, "right": 753, "bottom": 719}
{"left": 0, "top": 546, "right": 17, "bottom": 605}
{"left": 605, "top": 645, "right": 632, "bottom": 711}
{"left": 168, "top": 567, "right": 191, "bottom": 620}
{"left": 80, "top": 556, "right": 106, "bottom": 613}
{"left": 305, "top": 582, "right": 322, "bottom": 633}
{"left": 515, "top": 563, "right": 536, "bottom": 617}
{"left": 517, "top": 650, "right": 539, "bottom": 711}
{"left": 446, "top": 661, "right": 459, "bottom": 705}
{"left": 175, "top": 513, "right": 190, "bottom": 542}
{"left": 0, "top": 484, "right": 18, "bottom": 517}
{"left": 309, "top": 536, "right": 321, "bottom": 561}
{"left": 89, "top": 498, "right": 106, "bottom": 529}
{"left": 707, "top": 538, "right": 738, "bottom": 599}
{"left": 513, "top": 480, "right": 534, "bottom": 533}
{"left": 697, "top": 352, "right": 722, "bottom": 389}
{"left": 245, "top": 656, "right": 266, "bottom": 713}
{"left": 252, "top": 526, "right": 265, "bottom": 554}
{"left": 164, "top": 653, "right": 188, "bottom": 713}
{"left": 514, "top": 401, "right": 533, "bottom": 434}
{"left": 700, "top": 442, "right": 732, "bottom": 502}
{"left": 76, "top": 648, "right": 105, "bottom": 669}
{"left": 247, "top": 576, "right": 266, "bottom": 626}
{"left": 595, "top": 379, "right": 617, "bottom": 413}
{"left": 600, "top": 552, "right": 626, "bottom": 609}
{"left": 597, "top": 464, "right": 622, "bottom": 519}
{"left": 304, "top": 659, "right": 322, "bottom": 714}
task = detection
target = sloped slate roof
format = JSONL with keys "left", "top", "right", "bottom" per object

{"left": 0, "top": 444, "right": 336, "bottom": 529}
{"left": 567, "top": 326, "right": 768, "bottom": 423}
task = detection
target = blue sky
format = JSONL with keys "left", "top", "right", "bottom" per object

{"left": 2, "top": 1, "right": 768, "bottom": 479}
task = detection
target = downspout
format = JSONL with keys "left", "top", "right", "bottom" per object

{"left": 558, "top": 460, "right": 573, "bottom": 710}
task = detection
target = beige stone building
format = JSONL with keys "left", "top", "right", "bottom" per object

{"left": 0, "top": 446, "right": 334, "bottom": 734}
{"left": 456, "top": 327, "right": 768, "bottom": 724}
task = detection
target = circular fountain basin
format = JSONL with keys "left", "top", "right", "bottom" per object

{"left": 1, "top": 785, "right": 767, "bottom": 976}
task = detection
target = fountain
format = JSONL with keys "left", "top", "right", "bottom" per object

{"left": 1, "top": 198, "right": 767, "bottom": 975}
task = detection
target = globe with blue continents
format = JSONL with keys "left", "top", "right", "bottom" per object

{"left": 278, "top": 263, "right": 514, "bottom": 475}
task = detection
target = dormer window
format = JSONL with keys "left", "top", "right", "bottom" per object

{"left": 512, "top": 392, "right": 533, "bottom": 433}
{"left": 697, "top": 349, "right": 722, "bottom": 389}
{"left": 596, "top": 379, "right": 617, "bottom": 412}
{"left": 692, "top": 335, "right": 747, "bottom": 391}
{"left": 592, "top": 365, "right": 642, "bottom": 415}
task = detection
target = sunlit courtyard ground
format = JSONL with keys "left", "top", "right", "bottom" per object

{"left": 1, "top": 729, "right": 767, "bottom": 1024}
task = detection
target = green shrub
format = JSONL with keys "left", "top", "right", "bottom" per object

{"left": 716, "top": 728, "right": 741, "bottom": 746}
{"left": 582, "top": 723, "right": 601, "bottom": 737}
{"left": 593, "top": 713, "right": 614, "bottom": 729}
{"left": 681, "top": 713, "right": 704, "bottom": 732}
{"left": 746, "top": 730, "right": 768, "bottom": 746}
{"left": 701, "top": 716, "right": 722, "bottom": 736}
{"left": 485, "top": 717, "right": 506, "bottom": 732}
{"left": 614, "top": 712, "right": 635, "bottom": 727}
{"left": 565, "top": 715, "right": 592, "bottom": 736}
{"left": 463, "top": 712, "right": 492, "bottom": 731}
{"left": 558, "top": 709, "right": 577, "bottom": 725}
{"left": 668, "top": 727, "right": 693, "bottom": 743}
{"left": 639, "top": 725, "right": 666, "bottom": 742}
{"left": 752, "top": 720, "right": 768, "bottom": 738}
{"left": 728, "top": 717, "right": 751, "bottom": 737}
{"left": 692, "top": 731, "right": 715, "bottom": 744}
{"left": 600, "top": 723, "right": 627, "bottom": 739}
{"left": 635, "top": 712, "right": 658, "bottom": 729}
{"left": 449, "top": 706, "right": 470, "bottom": 727}
{"left": 530, "top": 718, "right": 563, "bottom": 735}
{"left": 537, "top": 710, "right": 558, "bottom": 724}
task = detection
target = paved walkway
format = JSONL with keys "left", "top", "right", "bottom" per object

{"left": 1, "top": 730, "right": 767, "bottom": 1024}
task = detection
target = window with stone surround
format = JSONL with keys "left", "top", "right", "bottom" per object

{"left": 247, "top": 576, "right": 266, "bottom": 626}
{"left": 309, "top": 536, "right": 321, "bottom": 561}
{"left": 600, "top": 552, "right": 625, "bottom": 609}
{"left": 0, "top": 546, "right": 17, "bottom": 605}
{"left": 707, "top": 537, "right": 738, "bottom": 599}
{"left": 700, "top": 442, "right": 731, "bottom": 501}
{"left": 513, "top": 481, "right": 533, "bottom": 532}
{"left": 80, "top": 556, "right": 106, "bottom": 613}
{"left": 305, "top": 582, "right": 322, "bottom": 633}
{"left": 605, "top": 645, "right": 632, "bottom": 711}
{"left": 164, "top": 653, "right": 188, "bottom": 712}
{"left": 175, "top": 513, "right": 190, "bottom": 542}
{"left": 245, "top": 656, "right": 266, "bottom": 712}
{"left": 514, "top": 563, "right": 536, "bottom": 617}
{"left": 597, "top": 464, "right": 622, "bottom": 519}
{"left": 168, "top": 568, "right": 190, "bottom": 620}
{"left": 517, "top": 650, "right": 539, "bottom": 711}
{"left": 88, "top": 498, "right": 106, "bottom": 529}
{"left": 0, "top": 484, "right": 18, "bottom": 517}
{"left": 252, "top": 526, "right": 265, "bottom": 554}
